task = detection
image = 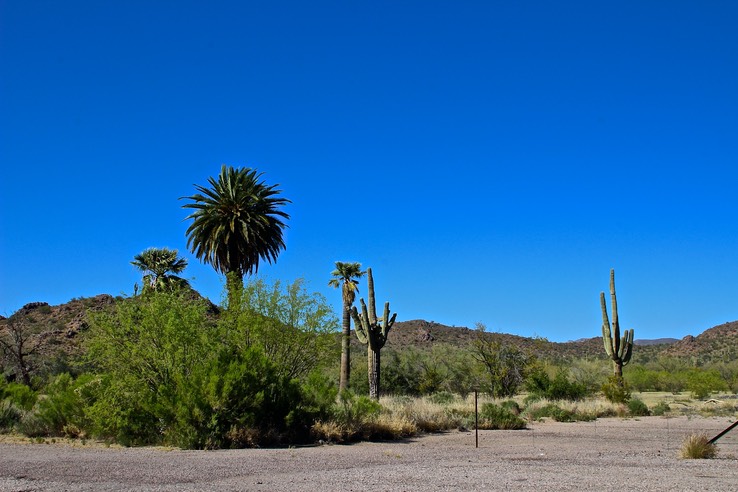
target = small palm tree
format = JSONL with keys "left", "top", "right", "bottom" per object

{"left": 181, "top": 165, "right": 290, "bottom": 308}
{"left": 131, "top": 248, "right": 190, "bottom": 293}
{"left": 329, "top": 261, "right": 366, "bottom": 392}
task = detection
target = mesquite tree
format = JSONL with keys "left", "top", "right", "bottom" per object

{"left": 350, "top": 268, "right": 396, "bottom": 400}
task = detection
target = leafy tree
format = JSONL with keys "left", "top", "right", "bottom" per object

{"left": 181, "top": 165, "right": 290, "bottom": 308}
{"left": 85, "top": 290, "right": 317, "bottom": 448}
{"left": 131, "top": 247, "right": 190, "bottom": 293}
{"left": 328, "top": 261, "right": 365, "bottom": 392}
{"left": 233, "top": 278, "right": 339, "bottom": 380}
{"left": 472, "top": 323, "right": 535, "bottom": 398}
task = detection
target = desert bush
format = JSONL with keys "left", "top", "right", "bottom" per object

{"left": 650, "top": 401, "right": 671, "bottom": 416}
{"left": 310, "top": 391, "right": 389, "bottom": 442}
{"left": 472, "top": 324, "right": 536, "bottom": 398}
{"left": 0, "top": 401, "right": 23, "bottom": 431}
{"left": 232, "top": 278, "right": 339, "bottom": 381}
{"left": 500, "top": 399, "right": 521, "bottom": 415}
{"left": 478, "top": 403, "right": 526, "bottom": 429}
{"left": 523, "top": 399, "right": 602, "bottom": 422}
{"left": 526, "top": 367, "right": 589, "bottom": 402}
{"left": 626, "top": 397, "right": 650, "bottom": 416}
{"left": 0, "top": 382, "right": 37, "bottom": 410}
{"left": 602, "top": 375, "right": 631, "bottom": 404}
{"left": 680, "top": 433, "right": 717, "bottom": 459}
{"left": 12, "top": 373, "right": 96, "bottom": 438}
{"left": 526, "top": 403, "right": 575, "bottom": 422}
{"left": 85, "top": 291, "right": 316, "bottom": 448}
{"left": 685, "top": 369, "right": 728, "bottom": 400}
{"left": 428, "top": 391, "right": 456, "bottom": 405}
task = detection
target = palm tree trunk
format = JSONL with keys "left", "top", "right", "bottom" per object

{"left": 225, "top": 272, "right": 244, "bottom": 312}
{"left": 339, "top": 304, "right": 351, "bottom": 392}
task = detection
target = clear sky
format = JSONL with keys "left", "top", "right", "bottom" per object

{"left": 1, "top": 1, "right": 736, "bottom": 342}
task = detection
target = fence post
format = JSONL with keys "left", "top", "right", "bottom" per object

{"left": 475, "top": 389, "right": 479, "bottom": 448}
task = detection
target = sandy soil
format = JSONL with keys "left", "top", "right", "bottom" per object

{"left": 1, "top": 416, "right": 737, "bottom": 491}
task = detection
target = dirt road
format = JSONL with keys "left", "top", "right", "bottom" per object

{"left": 1, "top": 416, "right": 737, "bottom": 491}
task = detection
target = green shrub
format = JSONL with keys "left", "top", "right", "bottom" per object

{"left": 602, "top": 376, "right": 631, "bottom": 404}
{"left": 525, "top": 368, "right": 589, "bottom": 402}
{"left": 85, "top": 291, "right": 316, "bottom": 449}
{"left": 428, "top": 391, "right": 456, "bottom": 405}
{"left": 0, "top": 401, "right": 23, "bottom": 431}
{"left": 526, "top": 403, "right": 575, "bottom": 422}
{"left": 627, "top": 398, "right": 650, "bottom": 416}
{"left": 651, "top": 401, "right": 671, "bottom": 416}
{"left": 685, "top": 369, "right": 728, "bottom": 400}
{"left": 1, "top": 382, "right": 37, "bottom": 411}
{"left": 500, "top": 399, "right": 521, "bottom": 415}
{"left": 478, "top": 403, "right": 526, "bottom": 430}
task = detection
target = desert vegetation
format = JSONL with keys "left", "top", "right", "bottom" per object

{"left": 1, "top": 165, "right": 737, "bottom": 450}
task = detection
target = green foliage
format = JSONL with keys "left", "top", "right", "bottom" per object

{"left": 602, "top": 375, "right": 631, "bottom": 404}
{"left": 232, "top": 278, "right": 339, "bottom": 380}
{"left": 428, "top": 391, "right": 456, "bottom": 405}
{"left": 15, "top": 373, "right": 95, "bottom": 438}
{"left": 525, "top": 367, "right": 589, "bottom": 401}
{"left": 333, "top": 390, "right": 382, "bottom": 429}
{"left": 472, "top": 323, "right": 535, "bottom": 398}
{"left": 478, "top": 403, "right": 526, "bottom": 429}
{"left": 627, "top": 397, "right": 650, "bottom": 416}
{"left": 181, "top": 165, "right": 290, "bottom": 308}
{"left": 526, "top": 403, "right": 576, "bottom": 422}
{"left": 0, "top": 401, "right": 23, "bottom": 431}
{"left": 650, "top": 401, "right": 671, "bottom": 416}
{"left": 685, "top": 369, "right": 728, "bottom": 400}
{"left": 131, "top": 247, "right": 190, "bottom": 293}
{"left": 0, "top": 382, "right": 37, "bottom": 410}
{"left": 380, "top": 345, "right": 478, "bottom": 397}
{"left": 500, "top": 399, "right": 522, "bottom": 415}
{"left": 84, "top": 291, "right": 313, "bottom": 448}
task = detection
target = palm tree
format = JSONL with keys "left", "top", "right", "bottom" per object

{"left": 131, "top": 247, "right": 190, "bottom": 293}
{"left": 181, "top": 165, "right": 290, "bottom": 308}
{"left": 329, "top": 261, "right": 366, "bottom": 392}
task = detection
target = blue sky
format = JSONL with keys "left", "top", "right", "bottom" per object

{"left": 1, "top": 1, "right": 736, "bottom": 342}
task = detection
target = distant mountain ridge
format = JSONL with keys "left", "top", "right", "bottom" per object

{"left": 2, "top": 296, "right": 736, "bottom": 365}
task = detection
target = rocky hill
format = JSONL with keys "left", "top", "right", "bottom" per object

{"left": 1, "top": 296, "right": 735, "bottom": 376}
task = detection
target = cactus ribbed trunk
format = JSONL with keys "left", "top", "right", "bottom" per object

{"left": 350, "top": 268, "right": 396, "bottom": 401}
{"left": 601, "top": 269, "right": 634, "bottom": 379}
{"left": 368, "top": 348, "right": 380, "bottom": 400}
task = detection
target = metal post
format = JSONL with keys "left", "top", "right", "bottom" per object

{"left": 475, "top": 389, "right": 479, "bottom": 448}
{"left": 709, "top": 419, "right": 738, "bottom": 444}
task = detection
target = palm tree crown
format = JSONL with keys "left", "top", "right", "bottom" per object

{"left": 329, "top": 261, "right": 366, "bottom": 305}
{"left": 181, "top": 165, "right": 290, "bottom": 281}
{"left": 131, "top": 247, "right": 189, "bottom": 292}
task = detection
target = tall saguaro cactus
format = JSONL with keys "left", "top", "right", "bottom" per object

{"left": 350, "top": 268, "right": 397, "bottom": 400}
{"left": 600, "top": 269, "right": 634, "bottom": 378}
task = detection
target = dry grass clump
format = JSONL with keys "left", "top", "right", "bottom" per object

{"left": 380, "top": 395, "right": 467, "bottom": 432}
{"left": 680, "top": 433, "right": 717, "bottom": 459}
{"left": 523, "top": 397, "right": 617, "bottom": 422}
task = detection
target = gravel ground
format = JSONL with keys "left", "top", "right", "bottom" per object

{"left": 1, "top": 416, "right": 737, "bottom": 491}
